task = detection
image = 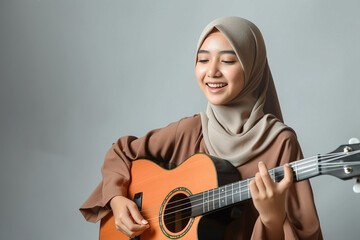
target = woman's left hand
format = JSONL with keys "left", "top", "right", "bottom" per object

{"left": 249, "top": 161, "right": 293, "bottom": 237}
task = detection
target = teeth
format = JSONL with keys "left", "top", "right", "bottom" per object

{"left": 207, "top": 83, "right": 227, "bottom": 88}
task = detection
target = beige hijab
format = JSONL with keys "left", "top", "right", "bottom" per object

{"left": 197, "top": 16, "right": 292, "bottom": 167}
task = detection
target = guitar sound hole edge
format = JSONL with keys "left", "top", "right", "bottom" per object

{"left": 160, "top": 188, "right": 194, "bottom": 239}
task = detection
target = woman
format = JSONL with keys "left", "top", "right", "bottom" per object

{"left": 80, "top": 16, "right": 322, "bottom": 239}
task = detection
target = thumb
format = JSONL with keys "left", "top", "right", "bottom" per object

{"left": 128, "top": 204, "right": 148, "bottom": 225}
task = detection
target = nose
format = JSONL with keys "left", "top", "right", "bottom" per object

{"left": 207, "top": 60, "right": 221, "bottom": 78}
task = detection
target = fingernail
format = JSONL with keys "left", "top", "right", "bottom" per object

{"left": 142, "top": 219, "right": 148, "bottom": 225}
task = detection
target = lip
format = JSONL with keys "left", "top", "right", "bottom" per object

{"left": 206, "top": 82, "right": 228, "bottom": 93}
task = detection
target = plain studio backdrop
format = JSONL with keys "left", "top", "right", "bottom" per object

{"left": 1, "top": 0, "right": 359, "bottom": 239}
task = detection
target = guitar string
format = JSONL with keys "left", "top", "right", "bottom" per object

{"left": 139, "top": 150, "right": 360, "bottom": 224}
{"left": 138, "top": 150, "right": 359, "bottom": 218}
{"left": 145, "top": 160, "right": 360, "bottom": 227}
{"left": 139, "top": 151, "right": 348, "bottom": 216}
{"left": 143, "top": 163, "right": 340, "bottom": 223}
{"left": 145, "top": 160, "right": 360, "bottom": 228}
{"left": 137, "top": 152, "right": 338, "bottom": 215}
{"left": 138, "top": 150, "right": 360, "bottom": 220}
{"left": 141, "top": 156, "right": 360, "bottom": 225}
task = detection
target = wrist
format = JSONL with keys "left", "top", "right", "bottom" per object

{"left": 109, "top": 195, "right": 123, "bottom": 210}
{"left": 260, "top": 214, "right": 286, "bottom": 240}
{"left": 259, "top": 208, "right": 286, "bottom": 225}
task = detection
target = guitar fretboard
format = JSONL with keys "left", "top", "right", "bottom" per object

{"left": 190, "top": 157, "right": 320, "bottom": 217}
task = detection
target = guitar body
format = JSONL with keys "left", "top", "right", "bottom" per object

{"left": 99, "top": 153, "right": 240, "bottom": 240}
{"left": 99, "top": 143, "right": 360, "bottom": 239}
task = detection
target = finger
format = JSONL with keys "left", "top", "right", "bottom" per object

{"left": 258, "top": 161, "right": 274, "bottom": 190}
{"left": 249, "top": 178, "right": 259, "bottom": 196}
{"left": 128, "top": 203, "right": 149, "bottom": 226}
{"left": 279, "top": 163, "right": 293, "bottom": 190}
{"left": 121, "top": 213, "right": 147, "bottom": 231}
{"left": 115, "top": 222, "right": 132, "bottom": 237}
{"left": 120, "top": 215, "right": 148, "bottom": 237}
{"left": 114, "top": 216, "right": 133, "bottom": 237}
{"left": 119, "top": 205, "right": 146, "bottom": 229}
{"left": 254, "top": 172, "right": 266, "bottom": 195}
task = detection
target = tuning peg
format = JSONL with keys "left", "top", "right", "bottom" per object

{"left": 353, "top": 178, "right": 360, "bottom": 193}
{"left": 349, "top": 138, "right": 360, "bottom": 144}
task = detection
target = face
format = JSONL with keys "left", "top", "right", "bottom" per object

{"left": 195, "top": 30, "right": 245, "bottom": 105}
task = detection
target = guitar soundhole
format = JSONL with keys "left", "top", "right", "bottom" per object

{"left": 163, "top": 193, "right": 191, "bottom": 233}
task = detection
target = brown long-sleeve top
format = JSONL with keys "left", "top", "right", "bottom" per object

{"left": 80, "top": 114, "right": 322, "bottom": 239}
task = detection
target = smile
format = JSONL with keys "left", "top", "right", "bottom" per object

{"left": 206, "top": 83, "right": 228, "bottom": 88}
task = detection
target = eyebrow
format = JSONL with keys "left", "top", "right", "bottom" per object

{"left": 198, "top": 49, "right": 236, "bottom": 55}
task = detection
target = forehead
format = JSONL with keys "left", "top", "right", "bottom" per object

{"left": 198, "top": 31, "right": 233, "bottom": 51}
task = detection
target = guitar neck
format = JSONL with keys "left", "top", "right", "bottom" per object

{"left": 190, "top": 157, "right": 320, "bottom": 217}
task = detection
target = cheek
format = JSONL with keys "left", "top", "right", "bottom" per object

{"left": 233, "top": 70, "right": 245, "bottom": 92}
{"left": 195, "top": 65, "right": 206, "bottom": 82}
{"left": 225, "top": 68, "right": 245, "bottom": 91}
{"left": 222, "top": 69, "right": 237, "bottom": 83}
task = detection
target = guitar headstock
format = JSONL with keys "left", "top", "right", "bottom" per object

{"left": 319, "top": 143, "right": 360, "bottom": 181}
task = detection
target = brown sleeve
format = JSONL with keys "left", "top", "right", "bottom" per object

{"left": 79, "top": 115, "right": 204, "bottom": 223}
{"left": 250, "top": 130, "right": 323, "bottom": 240}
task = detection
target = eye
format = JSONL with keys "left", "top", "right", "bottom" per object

{"left": 222, "top": 60, "right": 236, "bottom": 64}
{"left": 198, "top": 59, "right": 209, "bottom": 63}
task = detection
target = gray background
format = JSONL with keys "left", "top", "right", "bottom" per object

{"left": 1, "top": 0, "right": 359, "bottom": 239}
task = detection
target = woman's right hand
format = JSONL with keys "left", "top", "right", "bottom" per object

{"left": 109, "top": 195, "right": 150, "bottom": 238}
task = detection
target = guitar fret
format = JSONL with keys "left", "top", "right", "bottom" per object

{"left": 214, "top": 188, "right": 220, "bottom": 209}
{"left": 232, "top": 183, "right": 234, "bottom": 204}
{"left": 209, "top": 189, "right": 214, "bottom": 211}
{"left": 270, "top": 168, "right": 275, "bottom": 182}
{"left": 207, "top": 190, "right": 210, "bottom": 211}
{"left": 226, "top": 184, "right": 233, "bottom": 206}
{"left": 233, "top": 182, "right": 240, "bottom": 202}
{"left": 202, "top": 192, "right": 204, "bottom": 213}
{"left": 238, "top": 182, "right": 241, "bottom": 201}
{"left": 247, "top": 179, "right": 250, "bottom": 199}
{"left": 240, "top": 180, "right": 248, "bottom": 200}
{"left": 294, "top": 158, "right": 319, "bottom": 181}
{"left": 214, "top": 188, "right": 217, "bottom": 210}
{"left": 203, "top": 191, "right": 208, "bottom": 213}
{"left": 220, "top": 186, "right": 226, "bottom": 208}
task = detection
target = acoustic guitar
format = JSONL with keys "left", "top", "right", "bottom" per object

{"left": 99, "top": 142, "right": 360, "bottom": 240}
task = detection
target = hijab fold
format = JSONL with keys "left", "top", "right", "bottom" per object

{"left": 197, "top": 17, "right": 291, "bottom": 167}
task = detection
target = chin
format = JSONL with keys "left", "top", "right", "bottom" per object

{"left": 208, "top": 100, "right": 227, "bottom": 105}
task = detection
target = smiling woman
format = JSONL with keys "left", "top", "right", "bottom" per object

{"left": 195, "top": 29, "right": 245, "bottom": 106}
{"left": 80, "top": 16, "right": 323, "bottom": 240}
